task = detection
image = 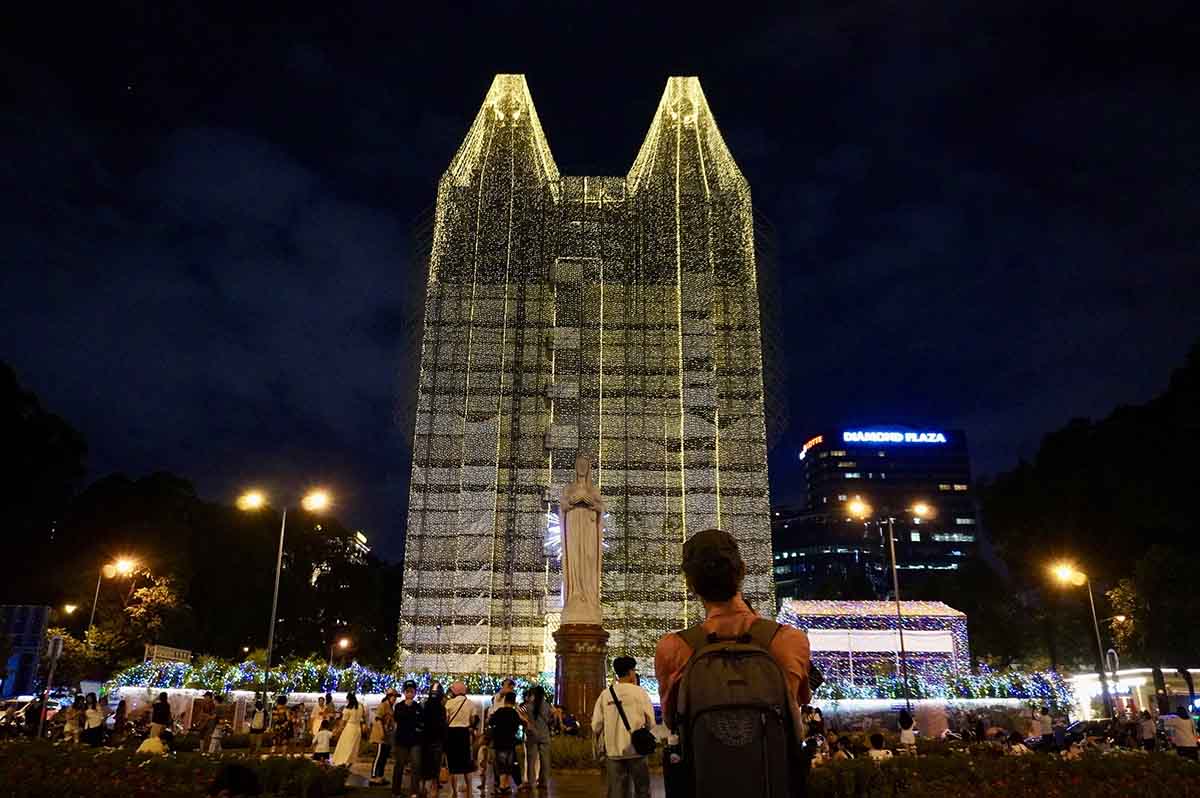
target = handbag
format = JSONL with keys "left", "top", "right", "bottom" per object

{"left": 609, "top": 685, "right": 657, "bottom": 757}
{"left": 439, "top": 753, "right": 450, "bottom": 785}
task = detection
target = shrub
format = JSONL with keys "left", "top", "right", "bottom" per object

{"left": 0, "top": 740, "right": 348, "bottom": 797}
{"left": 807, "top": 751, "right": 1200, "bottom": 798}
{"left": 549, "top": 734, "right": 598, "bottom": 769}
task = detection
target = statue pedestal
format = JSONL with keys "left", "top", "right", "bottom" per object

{"left": 553, "top": 623, "right": 610, "bottom": 731}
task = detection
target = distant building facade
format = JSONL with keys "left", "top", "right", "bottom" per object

{"left": 0, "top": 605, "right": 49, "bottom": 698}
{"left": 772, "top": 427, "right": 979, "bottom": 605}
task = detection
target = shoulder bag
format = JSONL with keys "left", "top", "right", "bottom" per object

{"left": 609, "top": 684, "right": 657, "bottom": 756}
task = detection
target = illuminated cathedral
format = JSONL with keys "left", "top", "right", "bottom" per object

{"left": 398, "top": 75, "right": 774, "bottom": 675}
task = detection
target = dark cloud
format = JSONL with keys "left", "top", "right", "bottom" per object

{"left": 3, "top": 1, "right": 1198, "bottom": 557}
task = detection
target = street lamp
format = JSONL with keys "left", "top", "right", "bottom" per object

{"left": 1050, "top": 561, "right": 1115, "bottom": 718}
{"left": 238, "top": 487, "right": 332, "bottom": 696}
{"left": 87, "top": 557, "right": 139, "bottom": 644}
{"left": 329, "top": 636, "right": 351, "bottom": 670}
{"left": 63, "top": 604, "right": 78, "bottom": 615}
{"left": 846, "top": 496, "right": 933, "bottom": 712}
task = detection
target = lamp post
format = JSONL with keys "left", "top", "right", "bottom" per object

{"left": 1051, "top": 562, "right": 1115, "bottom": 719}
{"left": 847, "top": 497, "right": 932, "bottom": 712}
{"left": 329, "top": 637, "right": 351, "bottom": 670}
{"left": 238, "top": 488, "right": 332, "bottom": 697}
{"left": 86, "top": 558, "right": 137, "bottom": 645}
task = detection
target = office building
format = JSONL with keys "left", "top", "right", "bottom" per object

{"left": 773, "top": 427, "right": 979, "bottom": 604}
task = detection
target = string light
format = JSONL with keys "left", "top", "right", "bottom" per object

{"left": 399, "top": 74, "right": 774, "bottom": 675}
{"left": 106, "top": 657, "right": 555, "bottom": 697}
{"left": 777, "top": 600, "right": 1074, "bottom": 713}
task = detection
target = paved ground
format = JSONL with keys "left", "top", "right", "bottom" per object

{"left": 345, "top": 759, "right": 667, "bottom": 796}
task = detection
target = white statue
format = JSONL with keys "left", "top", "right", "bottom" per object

{"left": 559, "top": 453, "right": 604, "bottom": 626}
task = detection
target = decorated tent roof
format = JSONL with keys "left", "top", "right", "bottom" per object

{"left": 779, "top": 600, "right": 966, "bottom": 619}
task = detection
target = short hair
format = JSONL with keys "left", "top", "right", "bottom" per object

{"left": 870, "top": 733, "right": 884, "bottom": 749}
{"left": 503, "top": 693, "right": 516, "bottom": 705}
{"left": 320, "top": 719, "right": 331, "bottom": 731}
{"left": 613, "top": 656, "right": 637, "bottom": 677}
{"left": 503, "top": 678, "right": 516, "bottom": 688}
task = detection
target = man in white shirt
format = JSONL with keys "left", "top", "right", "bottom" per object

{"left": 1165, "top": 706, "right": 1198, "bottom": 760}
{"left": 592, "top": 656, "right": 655, "bottom": 798}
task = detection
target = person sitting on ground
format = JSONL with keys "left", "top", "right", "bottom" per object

{"left": 487, "top": 692, "right": 524, "bottom": 795}
{"left": 898, "top": 709, "right": 916, "bottom": 752}
{"left": 137, "top": 725, "right": 169, "bottom": 756}
{"left": 832, "top": 737, "right": 854, "bottom": 760}
{"left": 1005, "top": 731, "right": 1030, "bottom": 756}
{"left": 867, "top": 733, "right": 893, "bottom": 761}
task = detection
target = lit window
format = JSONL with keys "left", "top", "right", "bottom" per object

{"left": 913, "top": 517, "right": 921, "bottom": 525}
{"left": 932, "top": 533, "right": 975, "bottom": 543}
{"left": 844, "top": 472, "right": 861, "bottom": 479}
{"left": 837, "top": 461, "right": 857, "bottom": 468}
{"left": 878, "top": 451, "right": 886, "bottom": 457}
{"left": 910, "top": 532, "right": 921, "bottom": 542}
{"left": 829, "top": 450, "right": 847, "bottom": 457}
{"left": 837, "top": 494, "right": 847, "bottom": 501}
{"left": 955, "top": 517, "right": 976, "bottom": 525}
{"left": 953, "top": 484, "right": 969, "bottom": 491}
{"left": 949, "top": 550, "right": 965, "bottom": 557}
{"left": 938, "top": 484, "right": 951, "bottom": 491}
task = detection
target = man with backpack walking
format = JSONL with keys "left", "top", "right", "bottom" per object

{"left": 655, "top": 528, "right": 813, "bottom": 798}
{"left": 592, "top": 656, "right": 656, "bottom": 798}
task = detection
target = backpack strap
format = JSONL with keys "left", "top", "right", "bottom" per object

{"left": 677, "top": 625, "right": 710, "bottom": 657}
{"left": 746, "top": 618, "right": 781, "bottom": 652}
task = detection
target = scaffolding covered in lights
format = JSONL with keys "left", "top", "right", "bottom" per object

{"left": 398, "top": 75, "right": 775, "bottom": 674}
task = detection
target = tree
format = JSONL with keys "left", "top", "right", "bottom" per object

{"left": 981, "top": 341, "right": 1200, "bottom": 668}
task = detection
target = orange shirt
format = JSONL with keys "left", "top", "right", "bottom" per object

{"left": 654, "top": 594, "right": 812, "bottom": 732}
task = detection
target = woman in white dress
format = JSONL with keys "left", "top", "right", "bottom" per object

{"left": 311, "top": 696, "right": 328, "bottom": 739}
{"left": 331, "top": 692, "right": 366, "bottom": 767}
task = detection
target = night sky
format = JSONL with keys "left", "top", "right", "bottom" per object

{"left": 4, "top": 2, "right": 1197, "bottom": 561}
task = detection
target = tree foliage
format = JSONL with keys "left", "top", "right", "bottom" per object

{"left": 980, "top": 340, "right": 1200, "bottom": 668}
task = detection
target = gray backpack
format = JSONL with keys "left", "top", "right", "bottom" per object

{"left": 675, "top": 619, "right": 793, "bottom": 798}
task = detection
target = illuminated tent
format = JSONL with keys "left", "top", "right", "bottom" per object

{"left": 777, "top": 600, "right": 970, "bottom": 680}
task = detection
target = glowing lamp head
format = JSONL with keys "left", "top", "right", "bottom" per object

{"left": 1113, "top": 615, "right": 1128, "bottom": 623}
{"left": 301, "top": 490, "right": 331, "bottom": 513}
{"left": 114, "top": 558, "right": 137, "bottom": 576}
{"left": 237, "top": 490, "right": 267, "bottom": 511}
{"left": 1052, "top": 562, "right": 1086, "bottom": 586}
{"left": 847, "top": 497, "right": 871, "bottom": 519}
{"left": 63, "top": 604, "right": 78, "bottom": 615}
{"left": 338, "top": 638, "right": 350, "bottom": 650}
{"left": 911, "top": 502, "right": 931, "bottom": 518}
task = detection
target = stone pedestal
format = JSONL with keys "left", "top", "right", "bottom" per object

{"left": 553, "top": 623, "right": 609, "bottom": 731}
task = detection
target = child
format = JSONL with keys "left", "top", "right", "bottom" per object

{"left": 867, "top": 733, "right": 893, "bottom": 761}
{"left": 487, "top": 693, "right": 524, "bottom": 795}
{"left": 248, "top": 701, "right": 267, "bottom": 755}
{"left": 313, "top": 719, "right": 334, "bottom": 763}
{"left": 208, "top": 719, "right": 227, "bottom": 754}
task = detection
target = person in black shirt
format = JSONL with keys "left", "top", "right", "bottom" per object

{"left": 391, "top": 680, "right": 424, "bottom": 797}
{"left": 488, "top": 693, "right": 524, "bottom": 795}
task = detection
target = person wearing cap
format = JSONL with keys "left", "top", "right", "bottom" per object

{"left": 391, "top": 680, "right": 424, "bottom": 796}
{"left": 592, "top": 655, "right": 656, "bottom": 798}
{"left": 654, "top": 528, "right": 812, "bottom": 783}
{"left": 443, "top": 681, "right": 481, "bottom": 796}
